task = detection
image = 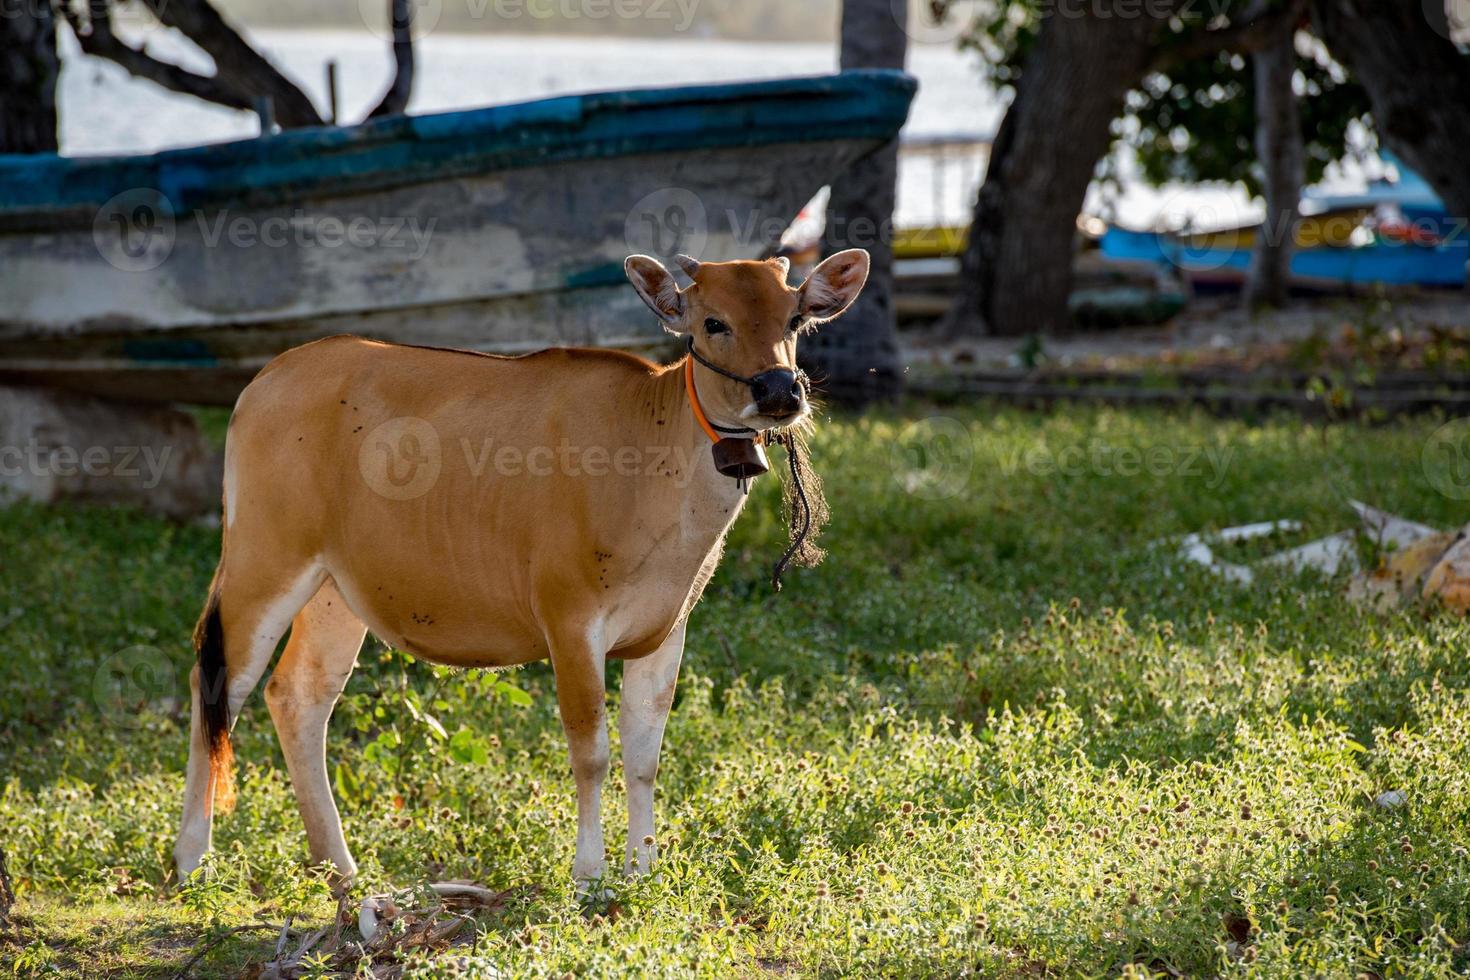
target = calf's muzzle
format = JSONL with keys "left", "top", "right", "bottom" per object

{"left": 750, "top": 368, "right": 805, "bottom": 418}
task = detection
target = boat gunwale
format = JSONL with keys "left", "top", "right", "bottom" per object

{"left": 0, "top": 69, "right": 916, "bottom": 229}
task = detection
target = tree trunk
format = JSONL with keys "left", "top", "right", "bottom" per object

{"left": 1311, "top": 0, "right": 1470, "bottom": 221}
{"left": 944, "top": 6, "right": 1165, "bottom": 338}
{"left": 1245, "top": 28, "right": 1303, "bottom": 309}
{"left": 0, "top": 3, "right": 60, "bottom": 153}
{"left": 801, "top": 0, "right": 906, "bottom": 406}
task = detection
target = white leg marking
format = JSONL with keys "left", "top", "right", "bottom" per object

{"left": 620, "top": 621, "right": 686, "bottom": 876}
{"left": 174, "top": 665, "right": 214, "bottom": 877}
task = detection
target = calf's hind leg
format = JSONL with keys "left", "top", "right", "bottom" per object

{"left": 264, "top": 580, "right": 367, "bottom": 883}
{"left": 175, "top": 560, "right": 325, "bottom": 879}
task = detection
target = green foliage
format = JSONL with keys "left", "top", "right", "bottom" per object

{"left": 1126, "top": 45, "right": 1372, "bottom": 194}
{"left": 940, "top": 0, "right": 1373, "bottom": 197}
{"left": 4, "top": 403, "right": 1470, "bottom": 975}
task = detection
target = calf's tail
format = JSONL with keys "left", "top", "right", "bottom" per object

{"left": 195, "top": 581, "right": 236, "bottom": 814}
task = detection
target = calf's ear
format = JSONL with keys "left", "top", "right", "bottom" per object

{"left": 798, "top": 248, "right": 870, "bottom": 324}
{"left": 625, "top": 255, "right": 685, "bottom": 329}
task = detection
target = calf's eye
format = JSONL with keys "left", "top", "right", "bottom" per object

{"left": 704, "top": 317, "right": 730, "bottom": 336}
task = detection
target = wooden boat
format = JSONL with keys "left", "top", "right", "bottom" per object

{"left": 1100, "top": 165, "right": 1468, "bottom": 293}
{"left": 0, "top": 70, "right": 916, "bottom": 405}
{"left": 1100, "top": 225, "right": 1469, "bottom": 292}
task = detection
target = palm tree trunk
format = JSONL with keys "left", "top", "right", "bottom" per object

{"left": 0, "top": 4, "right": 60, "bottom": 153}
{"left": 802, "top": 0, "right": 907, "bottom": 406}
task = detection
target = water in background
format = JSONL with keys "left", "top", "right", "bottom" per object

{"left": 56, "top": 28, "right": 1378, "bottom": 233}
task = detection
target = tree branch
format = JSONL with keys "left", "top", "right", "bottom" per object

{"left": 136, "top": 0, "right": 323, "bottom": 127}
{"left": 1151, "top": 0, "right": 1309, "bottom": 71}
{"left": 367, "top": 0, "right": 415, "bottom": 119}
{"left": 63, "top": 2, "right": 256, "bottom": 113}
{"left": 64, "top": 0, "right": 412, "bottom": 129}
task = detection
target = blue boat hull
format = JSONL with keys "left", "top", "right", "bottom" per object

{"left": 1101, "top": 227, "right": 1468, "bottom": 291}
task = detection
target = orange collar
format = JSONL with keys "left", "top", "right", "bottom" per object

{"left": 684, "top": 355, "right": 721, "bottom": 445}
{"left": 685, "top": 355, "right": 765, "bottom": 447}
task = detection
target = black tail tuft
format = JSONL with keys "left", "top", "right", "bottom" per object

{"left": 194, "top": 590, "right": 235, "bottom": 813}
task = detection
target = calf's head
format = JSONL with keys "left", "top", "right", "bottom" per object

{"left": 624, "top": 250, "right": 870, "bottom": 428}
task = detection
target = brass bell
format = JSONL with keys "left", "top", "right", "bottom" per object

{"left": 711, "top": 437, "right": 768, "bottom": 480}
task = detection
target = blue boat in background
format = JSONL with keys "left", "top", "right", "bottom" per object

{"left": 0, "top": 70, "right": 916, "bottom": 405}
{"left": 1101, "top": 162, "right": 1468, "bottom": 294}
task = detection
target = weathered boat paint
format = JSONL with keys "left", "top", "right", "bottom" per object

{"left": 0, "top": 71, "right": 916, "bottom": 405}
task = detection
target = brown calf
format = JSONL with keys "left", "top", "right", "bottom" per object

{"left": 174, "top": 249, "right": 869, "bottom": 892}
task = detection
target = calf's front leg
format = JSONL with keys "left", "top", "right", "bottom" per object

{"left": 619, "top": 621, "right": 685, "bottom": 876}
{"left": 549, "top": 629, "right": 611, "bottom": 894}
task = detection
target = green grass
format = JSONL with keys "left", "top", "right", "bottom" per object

{"left": 3, "top": 402, "right": 1470, "bottom": 977}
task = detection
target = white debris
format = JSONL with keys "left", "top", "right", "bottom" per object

{"left": 1349, "top": 500, "right": 1440, "bottom": 550}
{"left": 1174, "top": 520, "right": 1302, "bottom": 585}
{"left": 1216, "top": 519, "right": 1303, "bottom": 542}
{"left": 1374, "top": 790, "right": 1407, "bottom": 809}
{"left": 1169, "top": 505, "right": 1470, "bottom": 615}
{"left": 1259, "top": 530, "right": 1359, "bottom": 576}
{"left": 428, "top": 881, "right": 504, "bottom": 903}
{"left": 357, "top": 895, "right": 398, "bottom": 943}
